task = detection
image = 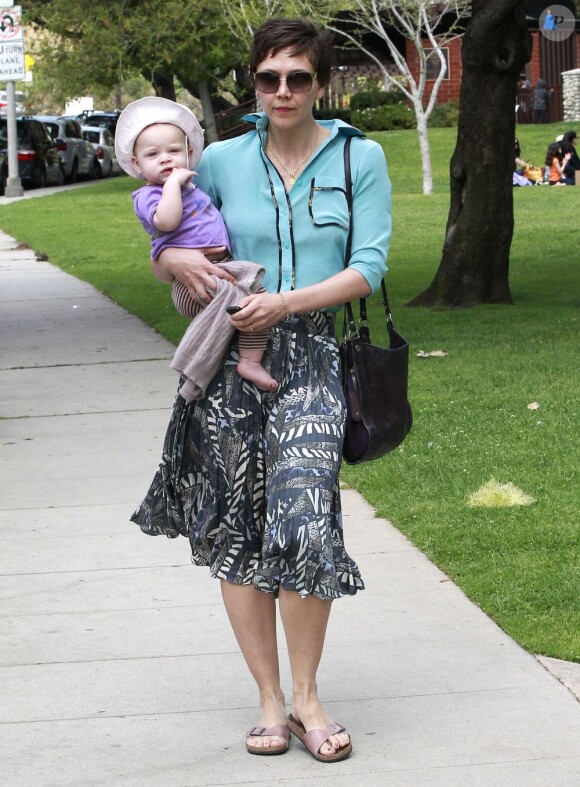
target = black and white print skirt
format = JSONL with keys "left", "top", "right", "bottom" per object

{"left": 131, "top": 311, "right": 364, "bottom": 600}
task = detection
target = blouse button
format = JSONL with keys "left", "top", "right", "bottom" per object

{"left": 283, "top": 242, "right": 290, "bottom": 249}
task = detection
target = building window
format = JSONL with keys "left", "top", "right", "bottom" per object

{"left": 425, "top": 47, "right": 450, "bottom": 80}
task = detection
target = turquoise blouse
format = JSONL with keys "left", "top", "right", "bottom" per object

{"left": 195, "top": 113, "right": 391, "bottom": 300}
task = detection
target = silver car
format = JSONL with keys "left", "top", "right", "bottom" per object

{"left": 82, "top": 125, "right": 122, "bottom": 178}
{"left": 34, "top": 115, "right": 101, "bottom": 183}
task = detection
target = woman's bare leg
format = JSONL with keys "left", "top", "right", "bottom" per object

{"left": 278, "top": 589, "right": 351, "bottom": 756}
{"left": 220, "top": 581, "right": 287, "bottom": 750}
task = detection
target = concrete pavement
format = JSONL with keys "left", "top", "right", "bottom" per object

{"left": 1, "top": 219, "right": 579, "bottom": 786}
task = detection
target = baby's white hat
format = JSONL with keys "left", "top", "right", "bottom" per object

{"left": 115, "top": 96, "right": 204, "bottom": 179}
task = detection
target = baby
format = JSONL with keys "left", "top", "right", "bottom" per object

{"left": 114, "top": 96, "right": 277, "bottom": 396}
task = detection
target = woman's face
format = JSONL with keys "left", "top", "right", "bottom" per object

{"left": 254, "top": 49, "right": 324, "bottom": 134}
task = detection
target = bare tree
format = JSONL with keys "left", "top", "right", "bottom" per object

{"left": 329, "top": 1, "right": 470, "bottom": 194}
{"left": 409, "top": 0, "right": 532, "bottom": 307}
{"left": 220, "top": 0, "right": 333, "bottom": 49}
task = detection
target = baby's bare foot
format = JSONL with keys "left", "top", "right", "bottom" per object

{"left": 237, "top": 359, "right": 278, "bottom": 391}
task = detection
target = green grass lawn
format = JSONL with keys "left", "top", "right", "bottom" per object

{"left": 1, "top": 122, "right": 578, "bottom": 660}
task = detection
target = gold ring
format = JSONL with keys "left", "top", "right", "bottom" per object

{"left": 250, "top": 324, "right": 254, "bottom": 332}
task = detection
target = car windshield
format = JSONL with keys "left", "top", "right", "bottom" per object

{"left": 85, "top": 116, "right": 116, "bottom": 133}
{"left": 83, "top": 129, "right": 101, "bottom": 144}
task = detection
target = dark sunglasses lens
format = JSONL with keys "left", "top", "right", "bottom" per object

{"left": 255, "top": 72, "right": 279, "bottom": 93}
{"left": 287, "top": 72, "right": 314, "bottom": 92}
{"left": 254, "top": 71, "right": 314, "bottom": 93}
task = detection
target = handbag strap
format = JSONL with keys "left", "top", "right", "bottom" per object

{"left": 342, "top": 138, "right": 392, "bottom": 335}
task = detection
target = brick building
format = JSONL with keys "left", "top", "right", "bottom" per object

{"left": 402, "top": 4, "right": 579, "bottom": 122}
{"left": 330, "top": 3, "right": 579, "bottom": 121}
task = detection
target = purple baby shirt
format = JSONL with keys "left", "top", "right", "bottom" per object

{"left": 132, "top": 183, "right": 230, "bottom": 260}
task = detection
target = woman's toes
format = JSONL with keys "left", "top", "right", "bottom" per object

{"left": 328, "top": 733, "right": 349, "bottom": 750}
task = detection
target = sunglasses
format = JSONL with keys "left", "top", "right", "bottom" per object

{"left": 253, "top": 70, "right": 317, "bottom": 94}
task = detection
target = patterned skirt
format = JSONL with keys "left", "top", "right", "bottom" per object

{"left": 130, "top": 311, "right": 364, "bottom": 600}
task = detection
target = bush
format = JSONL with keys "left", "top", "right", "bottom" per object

{"left": 428, "top": 101, "right": 460, "bottom": 128}
{"left": 314, "top": 107, "right": 352, "bottom": 124}
{"left": 350, "top": 89, "right": 402, "bottom": 111}
{"left": 351, "top": 104, "right": 416, "bottom": 132}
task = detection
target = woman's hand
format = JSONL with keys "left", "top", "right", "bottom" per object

{"left": 154, "top": 246, "right": 234, "bottom": 303}
{"left": 229, "top": 292, "right": 287, "bottom": 332}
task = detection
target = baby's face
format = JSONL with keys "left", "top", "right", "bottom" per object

{"left": 132, "top": 123, "right": 189, "bottom": 184}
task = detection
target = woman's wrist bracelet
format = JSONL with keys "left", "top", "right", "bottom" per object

{"left": 278, "top": 292, "right": 290, "bottom": 319}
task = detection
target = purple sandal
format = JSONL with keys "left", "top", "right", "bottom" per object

{"left": 287, "top": 714, "right": 352, "bottom": 763}
{"left": 245, "top": 724, "right": 290, "bottom": 756}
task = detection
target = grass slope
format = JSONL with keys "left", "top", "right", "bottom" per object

{"left": 1, "top": 122, "right": 578, "bottom": 660}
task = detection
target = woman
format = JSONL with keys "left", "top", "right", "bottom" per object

{"left": 131, "top": 18, "right": 391, "bottom": 762}
{"left": 513, "top": 137, "right": 533, "bottom": 186}
{"left": 561, "top": 130, "right": 579, "bottom": 182}
{"left": 545, "top": 141, "right": 573, "bottom": 185}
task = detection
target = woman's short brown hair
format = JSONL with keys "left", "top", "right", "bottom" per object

{"left": 250, "top": 18, "right": 334, "bottom": 87}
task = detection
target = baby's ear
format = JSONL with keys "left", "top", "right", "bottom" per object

{"left": 131, "top": 155, "right": 142, "bottom": 175}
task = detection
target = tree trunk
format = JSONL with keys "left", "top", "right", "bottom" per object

{"left": 415, "top": 108, "right": 433, "bottom": 195}
{"left": 176, "top": 72, "right": 233, "bottom": 113}
{"left": 197, "top": 79, "right": 219, "bottom": 144}
{"left": 143, "top": 68, "right": 176, "bottom": 101}
{"left": 409, "top": 0, "right": 532, "bottom": 308}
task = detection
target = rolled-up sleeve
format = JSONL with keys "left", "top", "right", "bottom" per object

{"left": 348, "top": 140, "right": 391, "bottom": 294}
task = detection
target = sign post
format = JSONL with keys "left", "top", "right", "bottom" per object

{"left": 1, "top": 2, "right": 25, "bottom": 197}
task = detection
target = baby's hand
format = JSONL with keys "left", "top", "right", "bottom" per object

{"left": 168, "top": 168, "right": 195, "bottom": 186}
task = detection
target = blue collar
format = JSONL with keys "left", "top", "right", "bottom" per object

{"left": 240, "top": 112, "right": 365, "bottom": 141}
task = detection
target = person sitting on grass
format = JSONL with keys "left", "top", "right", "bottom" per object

{"left": 513, "top": 137, "right": 534, "bottom": 186}
{"left": 115, "top": 97, "right": 278, "bottom": 397}
{"left": 561, "top": 130, "right": 579, "bottom": 183}
{"left": 545, "top": 141, "right": 573, "bottom": 186}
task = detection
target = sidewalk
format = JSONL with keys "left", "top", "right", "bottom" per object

{"left": 0, "top": 224, "right": 579, "bottom": 786}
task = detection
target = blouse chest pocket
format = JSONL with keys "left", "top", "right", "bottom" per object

{"left": 308, "top": 177, "right": 350, "bottom": 231}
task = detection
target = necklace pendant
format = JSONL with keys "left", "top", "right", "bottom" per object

{"left": 289, "top": 176, "right": 295, "bottom": 186}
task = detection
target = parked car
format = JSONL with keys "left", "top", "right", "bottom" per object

{"left": 0, "top": 90, "right": 26, "bottom": 114}
{"left": 34, "top": 115, "right": 101, "bottom": 183}
{"left": 81, "top": 125, "right": 122, "bottom": 178}
{"left": 0, "top": 116, "right": 64, "bottom": 194}
{"left": 78, "top": 111, "right": 121, "bottom": 137}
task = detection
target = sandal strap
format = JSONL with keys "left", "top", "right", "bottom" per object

{"left": 246, "top": 724, "right": 289, "bottom": 742}
{"left": 303, "top": 722, "right": 346, "bottom": 754}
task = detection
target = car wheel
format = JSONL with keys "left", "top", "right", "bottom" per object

{"left": 90, "top": 157, "right": 102, "bottom": 180}
{"left": 66, "top": 159, "right": 78, "bottom": 184}
{"left": 103, "top": 161, "right": 112, "bottom": 178}
{"left": 57, "top": 164, "right": 65, "bottom": 187}
{"left": 0, "top": 167, "right": 6, "bottom": 196}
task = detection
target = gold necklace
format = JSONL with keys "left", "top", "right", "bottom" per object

{"left": 267, "top": 125, "right": 321, "bottom": 186}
